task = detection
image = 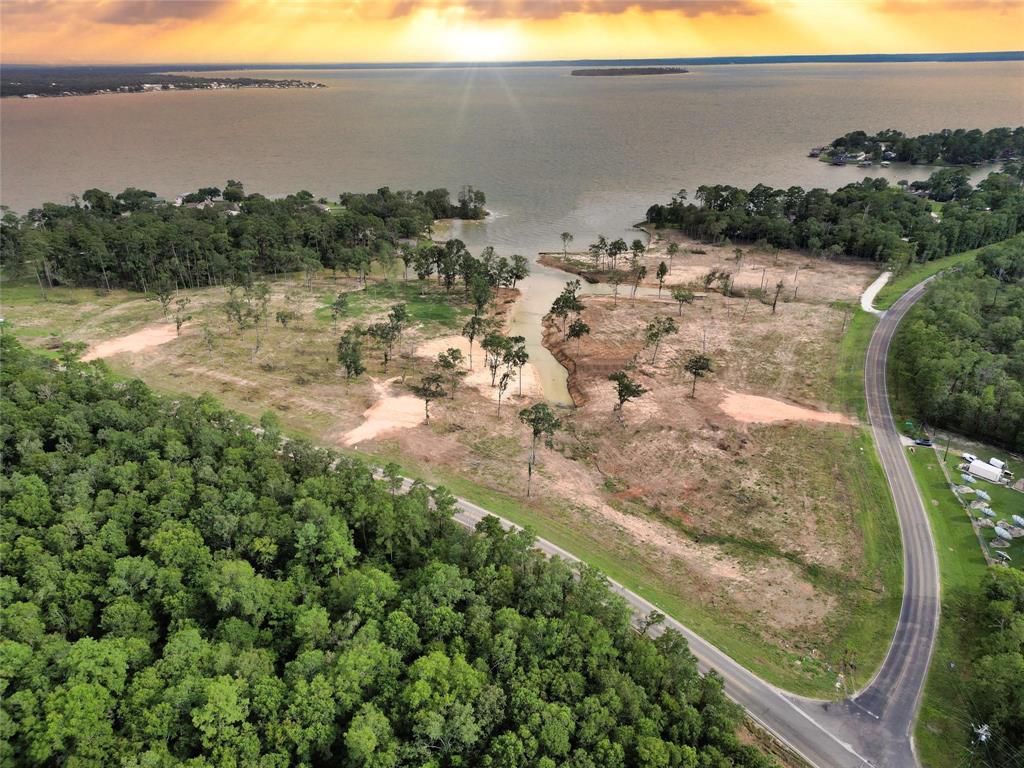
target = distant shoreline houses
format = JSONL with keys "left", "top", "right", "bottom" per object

{"left": 9, "top": 78, "right": 324, "bottom": 99}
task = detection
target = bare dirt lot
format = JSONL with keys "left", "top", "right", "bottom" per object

{"left": 543, "top": 229, "right": 880, "bottom": 305}
{"left": 1, "top": 251, "right": 897, "bottom": 692}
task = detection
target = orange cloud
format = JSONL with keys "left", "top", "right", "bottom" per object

{"left": 0, "top": 0, "right": 1020, "bottom": 63}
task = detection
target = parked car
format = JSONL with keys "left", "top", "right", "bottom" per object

{"left": 915, "top": 438, "right": 934, "bottom": 447}
{"left": 962, "top": 452, "right": 978, "bottom": 463}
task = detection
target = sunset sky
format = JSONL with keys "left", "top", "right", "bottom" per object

{"left": 2, "top": 0, "right": 1022, "bottom": 65}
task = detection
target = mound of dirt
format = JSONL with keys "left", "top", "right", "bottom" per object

{"left": 82, "top": 322, "right": 186, "bottom": 361}
{"left": 718, "top": 391, "right": 855, "bottom": 426}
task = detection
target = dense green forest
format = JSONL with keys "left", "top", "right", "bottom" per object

{"left": 890, "top": 235, "right": 1024, "bottom": 451}
{"left": 0, "top": 337, "right": 774, "bottom": 768}
{"left": 962, "top": 568, "right": 1024, "bottom": 766}
{"left": 0, "top": 183, "right": 487, "bottom": 291}
{"left": 644, "top": 170, "right": 1023, "bottom": 268}
{"left": 825, "top": 127, "right": 1023, "bottom": 165}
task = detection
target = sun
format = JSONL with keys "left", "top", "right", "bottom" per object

{"left": 444, "top": 24, "right": 520, "bottom": 62}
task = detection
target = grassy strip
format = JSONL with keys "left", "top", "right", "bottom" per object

{"left": 905, "top": 448, "right": 989, "bottom": 767}
{"left": 831, "top": 308, "right": 877, "bottom": 419}
{"left": 874, "top": 250, "right": 978, "bottom": 310}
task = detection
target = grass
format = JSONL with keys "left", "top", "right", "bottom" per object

{"left": 316, "top": 281, "right": 471, "bottom": 329}
{"left": 831, "top": 308, "right": 877, "bottom": 419}
{"left": 906, "top": 447, "right": 990, "bottom": 767}
{"left": 341, "top": 440, "right": 888, "bottom": 696}
{"left": 874, "top": 249, "right": 979, "bottom": 310}
{"left": 0, "top": 267, "right": 918, "bottom": 698}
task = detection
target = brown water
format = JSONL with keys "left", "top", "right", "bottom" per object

{"left": 3, "top": 62, "right": 1021, "bottom": 402}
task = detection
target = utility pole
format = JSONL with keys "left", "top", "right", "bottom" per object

{"left": 943, "top": 435, "right": 951, "bottom": 462}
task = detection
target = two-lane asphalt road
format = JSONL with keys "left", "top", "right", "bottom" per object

{"left": 435, "top": 276, "right": 941, "bottom": 767}
{"left": 797, "top": 277, "right": 941, "bottom": 767}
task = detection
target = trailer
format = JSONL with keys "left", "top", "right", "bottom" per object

{"left": 989, "top": 458, "right": 1006, "bottom": 471}
{"left": 968, "top": 459, "right": 1004, "bottom": 484}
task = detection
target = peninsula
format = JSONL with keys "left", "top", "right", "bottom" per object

{"left": 2, "top": 67, "right": 324, "bottom": 98}
{"left": 570, "top": 66, "right": 688, "bottom": 76}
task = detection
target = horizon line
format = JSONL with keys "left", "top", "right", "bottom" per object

{"left": 4, "top": 50, "right": 1023, "bottom": 70}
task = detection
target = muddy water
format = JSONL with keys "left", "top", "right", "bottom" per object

{"left": 439, "top": 217, "right": 651, "bottom": 405}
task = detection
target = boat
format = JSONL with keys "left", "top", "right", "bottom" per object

{"left": 858, "top": 160, "right": 872, "bottom": 167}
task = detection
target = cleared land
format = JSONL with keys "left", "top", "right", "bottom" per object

{"left": 0, "top": 241, "right": 899, "bottom": 695}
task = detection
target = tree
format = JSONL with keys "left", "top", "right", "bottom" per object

{"left": 275, "top": 308, "right": 299, "bottom": 328}
{"left": 173, "top": 296, "right": 192, "bottom": 335}
{"left": 645, "top": 316, "right": 678, "bottom": 364}
{"left": 684, "top": 353, "right": 713, "bottom": 397}
{"left": 330, "top": 292, "right": 348, "bottom": 329}
{"left": 147, "top": 277, "right": 174, "bottom": 317}
{"left": 223, "top": 179, "right": 245, "bottom": 202}
{"left": 560, "top": 232, "right": 573, "bottom": 259}
{"left": 608, "top": 371, "right": 647, "bottom": 414}
{"left": 482, "top": 332, "right": 510, "bottom": 387}
{"left": 567, "top": 317, "right": 590, "bottom": 355}
{"left": 608, "top": 238, "right": 627, "bottom": 270}
{"left": 436, "top": 347, "right": 467, "bottom": 397}
{"left": 462, "top": 315, "right": 485, "bottom": 370}
{"left": 630, "top": 238, "right": 646, "bottom": 266}
{"left": 656, "top": 261, "right": 669, "bottom": 296}
{"left": 608, "top": 270, "right": 627, "bottom": 305}
{"left": 630, "top": 265, "right": 647, "bottom": 303}
{"left": 337, "top": 327, "right": 366, "bottom": 379}
{"left": 470, "top": 274, "right": 492, "bottom": 315}
{"left": 367, "top": 321, "right": 399, "bottom": 372}
{"left": 496, "top": 370, "right": 514, "bottom": 416}
{"left": 666, "top": 242, "right": 680, "bottom": 272}
{"left": 670, "top": 286, "right": 694, "bottom": 316}
{"left": 504, "top": 336, "right": 529, "bottom": 396}
{"left": 414, "top": 372, "right": 446, "bottom": 422}
{"left": 509, "top": 254, "right": 530, "bottom": 289}
{"left": 518, "top": 403, "right": 561, "bottom": 496}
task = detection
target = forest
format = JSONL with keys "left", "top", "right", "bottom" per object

{"left": 890, "top": 235, "right": 1024, "bottom": 451}
{"left": 825, "top": 126, "right": 1024, "bottom": 165}
{"left": 962, "top": 567, "right": 1024, "bottom": 766}
{"left": 0, "top": 183, "right": 487, "bottom": 292}
{"left": 644, "top": 169, "right": 1023, "bottom": 269}
{"left": 0, "top": 336, "right": 775, "bottom": 768}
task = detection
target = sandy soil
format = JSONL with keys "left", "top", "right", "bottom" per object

{"left": 415, "top": 335, "right": 543, "bottom": 402}
{"left": 342, "top": 378, "right": 424, "bottom": 446}
{"left": 719, "top": 391, "right": 855, "bottom": 426}
{"left": 82, "top": 322, "right": 187, "bottom": 361}
{"left": 551, "top": 230, "right": 881, "bottom": 305}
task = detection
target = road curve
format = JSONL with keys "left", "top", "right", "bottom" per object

{"left": 796, "top": 277, "right": 941, "bottom": 767}
{"left": 431, "top": 276, "right": 938, "bottom": 767}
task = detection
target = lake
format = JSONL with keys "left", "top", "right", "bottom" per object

{"left": 3, "top": 62, "right": 1021, "bottom": 401}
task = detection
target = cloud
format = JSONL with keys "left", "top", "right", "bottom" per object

{"left": 92, "top": 0, "right": 232, "bottom": 25}
{"left": 0, "top": 0, "right": 231, "bottom": 26}
{"left": 388, "top": 0, "right": 765, "bottom": 20}
{"left": 877, "top": 0, "right": 1022, "bottom": 12}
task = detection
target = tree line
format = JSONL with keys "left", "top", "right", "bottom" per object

{"left": 826, "top": 126, "right": 1024, "bottom": 165}
{"left": 0, "top": 336, "right": 775, "bottom": 768}
{"left": 0, "top": 183, "right": 487, "bottom": 293}
{"left": 890, "top": 235, "right": 1024, "bottom": 451}
{"left": 960, "top": 567, "right": 1024, "bottom": 767}
{"left": 644, "top": 170, "right": 1023, "bottom": 270}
